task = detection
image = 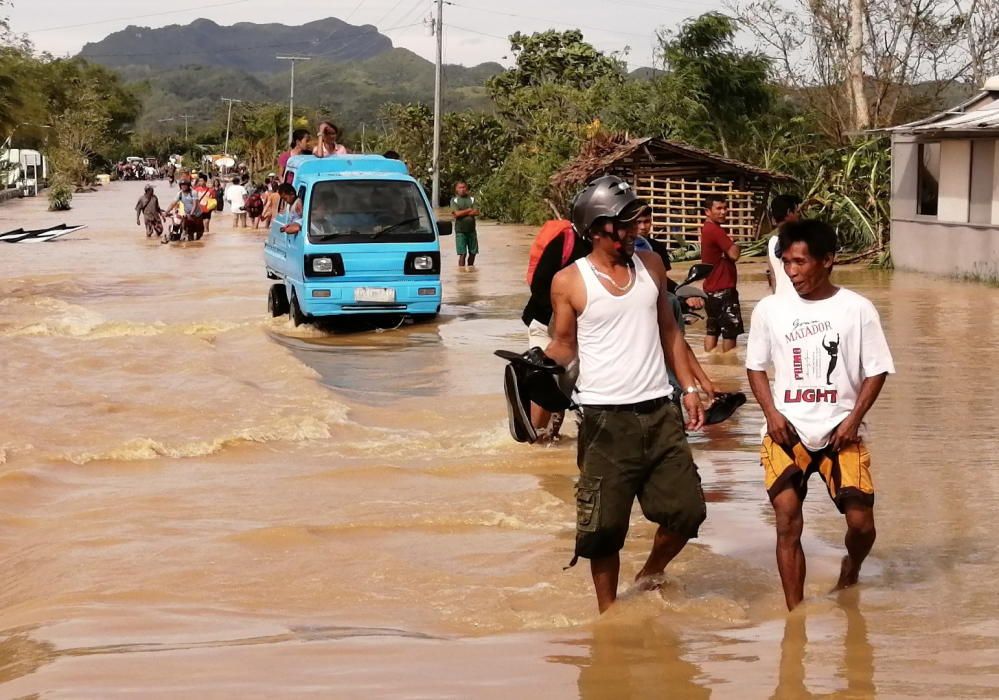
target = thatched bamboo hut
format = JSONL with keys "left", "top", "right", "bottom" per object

{"left": 550, "top": 135, "right": 794, "bottom": 248}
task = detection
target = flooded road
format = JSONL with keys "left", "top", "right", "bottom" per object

{"left": 1, "top": 180, "right": 998, "bottom": 697}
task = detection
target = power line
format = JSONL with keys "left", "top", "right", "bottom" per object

{"left": 447, "top": 24, "right": 508, "bottom": 41}
{"left": 343, "top": 0, "right": 371, "bottom": 23}
{"left": 395, "top": 0, "right": 432, "bottom": 28}
{"left": 448, "top": 2, "right": 652, "bottom": 38}
{"left": 372, "top": 0, "right": 412, "bottom": 27}
{"left": 25, "top": 0, "right": 254, "bottom": 34}
{"left": 615, "top": 0, "right": 714, "bottom": 11}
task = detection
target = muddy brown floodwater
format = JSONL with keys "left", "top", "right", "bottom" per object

{"left": 1, "top": 180, "right": 998, "bottom": 698}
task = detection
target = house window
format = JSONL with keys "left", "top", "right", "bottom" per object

{"left": 917, "top": 142, "right": 940, "bottom": 216}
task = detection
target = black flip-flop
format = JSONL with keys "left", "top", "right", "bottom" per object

{"left": 704, "top": 392, "right": 747, "bottom": 425}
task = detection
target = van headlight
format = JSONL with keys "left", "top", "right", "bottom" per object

{"left": 413, "top": 255, "right": 434, "bottom": 271}
{"left": 312, "top": 257, "right": 334, "bottom": 273}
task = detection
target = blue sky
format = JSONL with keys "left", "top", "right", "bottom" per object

{"left": 6, "top": 0, "right": 726, "bottom": 69}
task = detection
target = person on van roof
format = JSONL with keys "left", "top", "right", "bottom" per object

{"left": 279, "top": 128, "right": 312, "bottom": 180}
{"left": 313, "top": 121, "right": 348, "bottom": 157}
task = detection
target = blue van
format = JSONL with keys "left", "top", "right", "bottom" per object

{"left": 264, "top": 155, "right": 452, "bottom": 325}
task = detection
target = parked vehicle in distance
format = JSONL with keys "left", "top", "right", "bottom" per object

{"left": 264, "top": 154, "right": 452, "bottom": 326}
{"left": 2, "top": 148, "right": 48, "bottom": 195}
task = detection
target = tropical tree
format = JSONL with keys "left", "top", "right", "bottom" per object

{"left": 731, "top": 0, "right": 998, "bottom": 140}
{"left": 656, "top": 13, "right": 773, "bottom": 156}
{"left": 35, "top": 59, "right": 140, "bottom": 163}
{"left": 47, "top": 82, "right": 110, "bottom": 187}
{"left": 487, "top": 30, "right": 625, "bottom": 102}
{"left": 374, "top": 103, "right": 514, "bottom": 202}
{"left": 227, "top": 102, "right": 287, "bottom": 175}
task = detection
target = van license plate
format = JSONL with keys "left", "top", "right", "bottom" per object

{"left": 354, "top": 287, "right": 396, "bottom": 303}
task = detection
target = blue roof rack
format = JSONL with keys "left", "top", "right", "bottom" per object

{"left": 286, "top": 154, "right": 410, "bottom": 178}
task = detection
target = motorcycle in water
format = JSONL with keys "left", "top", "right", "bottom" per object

{"left": 673, "top": 262, "right": 712, "bottom": 326}
{"left": 494, "top": 263, "right": 746, "bottom": 444}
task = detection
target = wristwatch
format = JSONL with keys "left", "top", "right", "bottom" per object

{"left": 683, "top": 386, "right": 699, "bottom": 396}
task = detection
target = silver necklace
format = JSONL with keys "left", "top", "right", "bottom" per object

{"left": 588, "top": 258, "right": 635, "bottom": 292}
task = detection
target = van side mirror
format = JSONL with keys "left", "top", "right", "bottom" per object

{"left": 437, "top": 220, "right": 453, "bottom": 236}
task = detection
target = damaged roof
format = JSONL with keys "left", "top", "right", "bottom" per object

{"left": 550, "top": 135, "right": 794, "bottom": 191}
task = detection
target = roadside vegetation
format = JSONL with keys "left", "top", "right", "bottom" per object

{"left": 3, "top": 0, "right": 996, "bottom": 258}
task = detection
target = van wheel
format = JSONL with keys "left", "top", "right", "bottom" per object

{"left": 412, "top": 313, "right": 438, "bottom": 323}
{"left": 268, "top": 284, "right": 290, "bottom": 317}
{"left": 290, "top": 293, "right": 308, "bottom": 327}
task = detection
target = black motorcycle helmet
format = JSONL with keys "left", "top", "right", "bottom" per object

{"left": 570, "top": 175, "right": 644, "bottom": 239}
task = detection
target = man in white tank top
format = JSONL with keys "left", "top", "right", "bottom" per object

{"left": 543, "top": 176, "right": 708, "bottom": 613}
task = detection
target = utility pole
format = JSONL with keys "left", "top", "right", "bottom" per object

{"left": 162, "top": 115, "right": 194, "bottom": 141}
{"left": 179, "top": 114, "right": 193, "bottom": 142}
{"left": 221, "top": 97, "right": 243, "bottom": 159}
{"left": 431, "top": 0, "right": 444, "bottom": 207}
{"left": 276, "top": 56, "right": 311, "bottom": 146}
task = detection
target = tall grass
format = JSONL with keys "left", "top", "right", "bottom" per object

{"left": 802, "top": 138, "right": 891, "bottom": 258}
{"left": 745, "top": 124, "right": 892, "bottom": 265}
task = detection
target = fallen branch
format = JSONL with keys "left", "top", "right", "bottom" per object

{"left": 837, "top": 246, "right": 884, "bottom": 265}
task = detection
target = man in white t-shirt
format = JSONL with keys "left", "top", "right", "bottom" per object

{"left": 766, "top": 194, "right": 801, "bottom": 296}
{"left": 746, "top": 219, "right": 895, "bottom": 610}
{"left": 226, "top": 176, "right": 249, "bottom": 229}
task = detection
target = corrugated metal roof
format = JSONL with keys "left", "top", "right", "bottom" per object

{"left": 892, "top": 91, "right": 999, "bottom": 133}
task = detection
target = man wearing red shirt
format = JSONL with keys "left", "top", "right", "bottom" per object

{"left": 699, "top": 195, "right": 744, "bottom": 353}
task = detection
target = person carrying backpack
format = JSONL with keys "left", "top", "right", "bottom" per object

{"left": 246, "top": 186, "right": 265, "bottom": 229}
{"left": 522, "top": 206, "right": 719, "bottom": 440}
{"left": 521, "top": 218, "right": 589, "bottom": 440}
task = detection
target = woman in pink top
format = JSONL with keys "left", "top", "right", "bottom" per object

{"left": 313, "top": 121, "right": 349, "bottom": 157}
{"left": 278, "top": 128, "right": 312, "bottom": 180}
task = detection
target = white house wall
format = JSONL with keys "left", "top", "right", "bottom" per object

{"left": 938, "top": 140, "right": 971, "bottom": 222}
{"left": 969, "top": 140, "right": 996, "bottom": 225}
{"left": 993, "top": 143, "right": 999, "bottom": 224}
{"left": 891, "top": 135, "right": 999, "bottom": 282}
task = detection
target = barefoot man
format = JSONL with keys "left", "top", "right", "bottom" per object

{"left": 746, "top": 220, "right": 895, "bottom": 610}
{"left": 544, "top": 176, "right": 707, "bottom": 613}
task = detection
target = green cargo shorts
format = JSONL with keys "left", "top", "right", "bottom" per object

{"left": 574, "top": 401, "right": 706, "bottom": 561}
{"left": 455, "top": 230, "right": 479, "bottom": 256}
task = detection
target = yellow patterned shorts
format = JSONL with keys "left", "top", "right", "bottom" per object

{"left": 761, "top": 436, "right": 874, "bottom": 513}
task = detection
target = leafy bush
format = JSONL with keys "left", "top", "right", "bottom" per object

{"left": 478, "top": 145, "right": 567, "bottom": 225}
{"left": 373, "top": 103, "right": 514, "bottom": 205}
{"left": 744, "top": 119, "right": 892, "bottom": 261}
{"left": 47, "top": 178, "right": 73, "bottom": 211}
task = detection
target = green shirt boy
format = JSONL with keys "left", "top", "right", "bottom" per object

{"left": 450, "top": 182, "right": 480, "bottom": 267}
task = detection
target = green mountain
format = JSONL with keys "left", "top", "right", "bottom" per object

{"left": 79, "top": 19, "right": 506, "bottom": 138}
{"left": 79, "top": 18, "right": 392, "bottom": 72}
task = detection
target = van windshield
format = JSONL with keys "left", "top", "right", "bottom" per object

{"left": 308, "top": 180, "right": 435, "bottom": 244}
